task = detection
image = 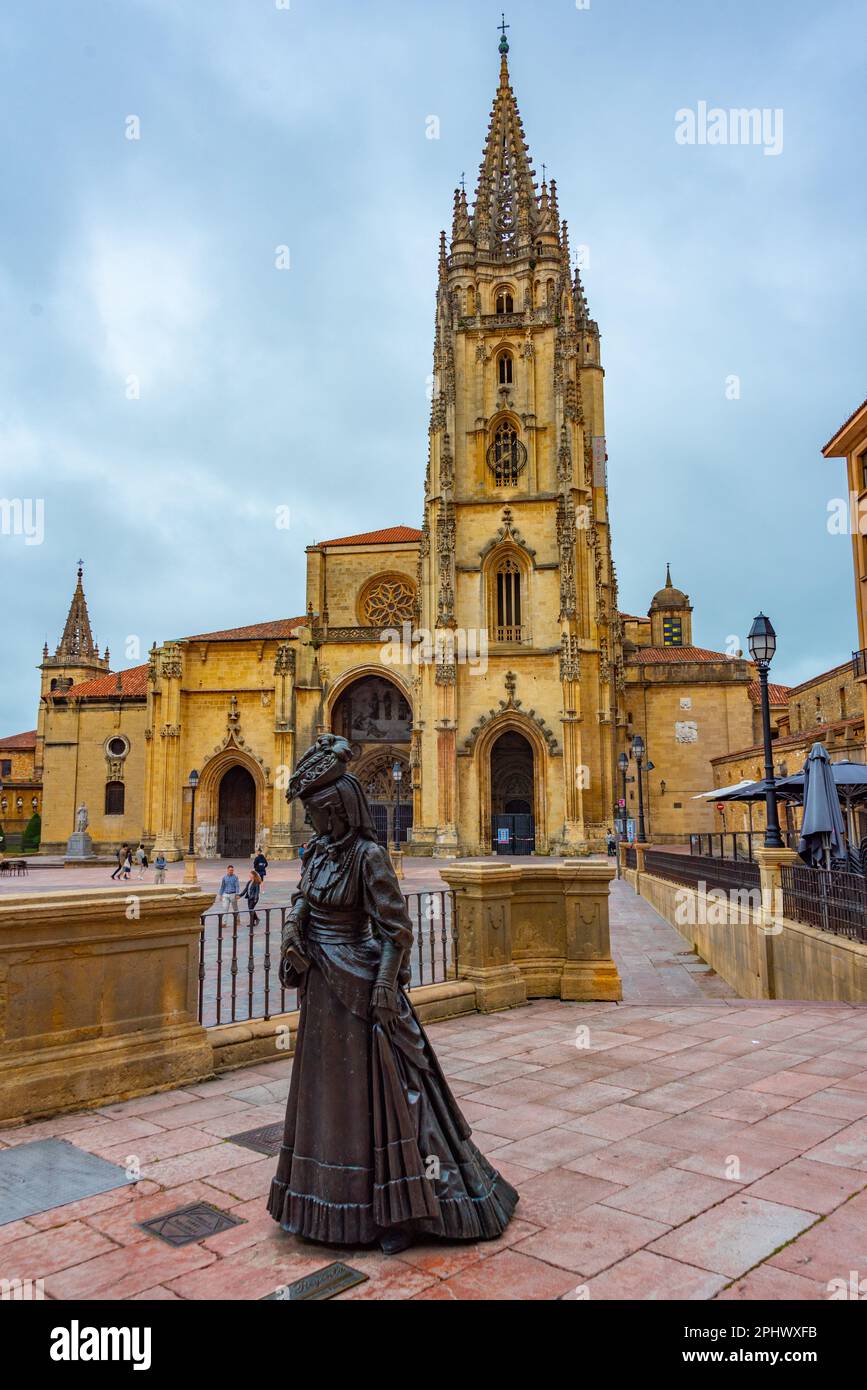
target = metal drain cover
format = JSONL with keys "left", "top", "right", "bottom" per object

{"left": 227, "top": 1122, "right": 283, "bottom": 1157}
{"left": 139, "top": 1201, "right": 245, "bottom": 1247}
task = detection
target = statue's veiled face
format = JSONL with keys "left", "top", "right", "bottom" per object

{"left": 305, "top": 793, "right": 349, "bottom": 841}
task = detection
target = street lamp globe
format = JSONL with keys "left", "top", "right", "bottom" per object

{"left": 748, "top": 613, "right": 777, "bottom": 667}
{"left": 632, "top": 735, "right": 645, "bottom": 763}
{"left": 617, "top": 752, "right": 628, "bottom": 774}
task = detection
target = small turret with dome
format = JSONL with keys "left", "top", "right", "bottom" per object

{"left": 648, "top": 565, "right": 693, "bottom": 647}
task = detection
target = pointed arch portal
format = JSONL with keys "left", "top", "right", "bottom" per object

{"left": 217, "top": 765, "right": 256, "bottom": 859}
{"left": 490, "top": 729, "right": 536, "bottom": 855}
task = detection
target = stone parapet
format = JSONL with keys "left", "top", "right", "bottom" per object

{"left": 441, "top": 859, "right": 621, "bottom": 1010}
{"left": 0, "top": 885, "right": 214, "bottom": 1125}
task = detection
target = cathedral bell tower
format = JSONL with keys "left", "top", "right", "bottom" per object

{"left": 415, "top": 26, "right": 622, "bottom": 855}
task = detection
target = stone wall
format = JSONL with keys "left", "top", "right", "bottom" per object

{"left": 635, "top": 869, "right": 867, "bottom": 1004}
{"left": 0, "top": 885, "right": 213, "bottom": 1125}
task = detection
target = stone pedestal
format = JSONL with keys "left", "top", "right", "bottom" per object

{"left": 64, "top": 830, "right": 95, "bottom": 862}
{"left": 754, "top": 846, "right": 801, "bottom": 999}
{"left": 183, "top": 854, "right": 199, "bottom": 884}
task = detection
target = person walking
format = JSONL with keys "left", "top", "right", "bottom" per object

{"left": 110, "top": 844, "right": 129, "bottom": 881}
{"left": 241, "top": 869, "right": 262, "bottom": 925}
{"left": 135, "top": 843, "right": 148, "bottom": 877}
{"left": 121, "top": 846, "right": 133, "bottom": 880}
{"left": 606, "top": 828, "right": 616, "bottom": 856}
{"left": 219, "top": 864, "right": 240, "bottom": 919}
{"left": 154, "top": 851, "right": 167, "bottom": 885}
{"left": 253, "top": 848, "right": 268, "bottom": 883}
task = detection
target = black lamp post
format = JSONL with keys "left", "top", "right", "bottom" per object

{"left": 392, "top": 761, "right": 403, "bottom": 851}
{"left": 617, "top": 752, "right": 628, "bottom": 837}
{"left": 632, "top": 735, "right": 648, "bottom": 844}
{"left": 748, "top": 613, "right": 783, "bottom": 849}
{"left": 188, "top": 769, "right": 200, "bottom": 855}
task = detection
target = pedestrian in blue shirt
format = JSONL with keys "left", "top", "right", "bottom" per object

{"left": 219, "top": 865, "right": 240, "bottom": 919}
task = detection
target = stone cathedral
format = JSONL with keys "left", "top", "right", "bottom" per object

{"left": 21, "top": 34, "right": 759, "bottom": 861}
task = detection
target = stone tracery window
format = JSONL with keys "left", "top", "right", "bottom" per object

{"left": 358, "top": 574, "right": 417, "bottom": 628}
{"left": 495, "top": 556, "right": 523, "bottom": 642}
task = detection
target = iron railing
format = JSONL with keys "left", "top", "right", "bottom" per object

{"left": 689, "top": 831, "right": 798, "bottom": 862}
{"left": 624, "top": 845, "right": 637, "bottom": 870}
{"left": 198, "top": 889, "right": 456, "bottom": 1027}
{"left": 645, "top": 849, "right": 761, "bottom": 896}
{"left": 781, "top": 864, "right": 867, "bottom": 942}
{"left": 853, "top": 649, "right": 867, "bottom": 680}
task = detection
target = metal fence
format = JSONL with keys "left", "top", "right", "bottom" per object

{"left": 198, "top": 889, "right": 456, "bottom": 1027}
{"left": 689, "top": 831, "right": 798, "bottom": 862}
{"left": 781, "top": 864, "right": 867, "bottom": 943}
{"left": 624, "top": 845, "right": 637, "bottom": 870}
{"left": 645, "top": 848, "right": 761, "bottom": 896}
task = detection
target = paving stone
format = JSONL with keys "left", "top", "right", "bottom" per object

{"left": 514, "top": 1167, "right": 623, "bottom": 1227}
{"left": 0, "top": 1220, "right": 120, "bottom": 1281}
{"left": 743, "top": 1158, "right": 867, "bottom": 1215}
{"left": 647, "top": 1195, "right": 817, "bottom": 1278}
{"left": 581, "top": 1250, "right": 728, "bottom": 1301}
{"left": 600, "top": 1167, "right": 737, "bottom": 1224}
{"left": 515, "top": 1205, "right": 669, "bottom": 1276}
{"left": 412, "top": 1248, "right": 579, "bottom": 1300}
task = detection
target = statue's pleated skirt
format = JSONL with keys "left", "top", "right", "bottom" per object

{"left": 266, "top": 960, "right": 518, "bottom": 1246}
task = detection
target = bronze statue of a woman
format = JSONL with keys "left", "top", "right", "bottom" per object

{"left": 267, "top": 734, "right": 518, "bottom": 1253}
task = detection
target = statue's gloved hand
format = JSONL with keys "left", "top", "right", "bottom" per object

{"left": 371, "top": 940, "right": 404, "bottom": 1034}
{"left": 279, "top": 914, "right": 308, "bottom": 987}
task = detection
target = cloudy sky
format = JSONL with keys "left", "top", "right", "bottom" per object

{"left": 1, "top": 0, "right": 865, "bottom": 733}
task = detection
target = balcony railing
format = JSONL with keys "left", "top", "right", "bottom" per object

{"left": 494, "top": 625, "right": 524, "bottom": 643}
{"left": 853, "top": 649, "right": 867, "bottom": 680}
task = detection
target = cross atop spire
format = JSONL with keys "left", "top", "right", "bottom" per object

{"left": 498, "top": 14, "right": 510, "bottom": 54}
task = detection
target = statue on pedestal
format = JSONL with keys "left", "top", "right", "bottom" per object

{"left": 267, "top": 733, "right": 518, "bottom": 1253}
{"left": 76, "top": 803, "right": 89, "bottom": 833}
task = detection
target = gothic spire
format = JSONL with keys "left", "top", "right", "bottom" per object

{"left": 56, "top": 562, "right": 99, "bottom": 661}
{"left": 471, "top": 23, "right": 540, "bottom": 257}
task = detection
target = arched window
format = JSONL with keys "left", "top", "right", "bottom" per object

{"left": 495, "top": 288, "right": 514, "bottom": 315}
{"left": 466, "top": 285, "right": 475, "bottom": 315}
{"left": 105, "top": 781, "right": 125, "bottom": 816}
{"left": 488, "top": 420, "right": 525, "bottom": 486}
{"left": 495, "top": 558, "right": 523, "bottom": 642}
{"left": 497, "top": 351, "right": 513, "bottom": 386}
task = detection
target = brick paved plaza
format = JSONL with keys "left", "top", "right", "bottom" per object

{"left": 2, "top": 872, "right": 866, "bottom": 1301}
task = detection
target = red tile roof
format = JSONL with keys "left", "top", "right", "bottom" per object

{"left": 619, "top": 613, "right": 647, "bottom": 623}
{"left": 52, "top": 665, "right": 149, "bottom": 701}
{"left": 183, "top": 617, "right": 306, "bottom": 643}
{"left": 0, "top": 729, "right": 37, "bottom": 751}
{"left": 711, "top": 714, "right": 865, "bottom": 762}
{"left": 748, "top": 681, "right": 791, "bottom": 706}
{"left": 316, "top": 526, "right": 423, "bottom": 548}
{"left": 629, "top": 645, "right": 749, "bottom": 666}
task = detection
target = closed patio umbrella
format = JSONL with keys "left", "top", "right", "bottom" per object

{"left": 775, "top": 759, "right": 867, "bottom": 843}
{"left": 798, "top": 742, "right": 847, "bottom": 868}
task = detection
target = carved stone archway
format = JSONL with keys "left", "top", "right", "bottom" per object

{"left": 195, "top": 743, "right": 268, "bottom": 858}
{"left": 473, "top": 713, "right": 550, "bottom": 853}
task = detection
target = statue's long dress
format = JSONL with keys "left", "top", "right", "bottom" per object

{"left": 267, "top": 835, "right": 518, "bottom": 1245}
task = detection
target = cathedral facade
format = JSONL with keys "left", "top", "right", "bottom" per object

{"left": 24, "top": 37, "right": 759, "bottom": 860}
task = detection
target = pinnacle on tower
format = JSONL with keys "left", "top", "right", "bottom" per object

{"left": 470, "top": 19, "right": 542, "bottom": 258}
{"left": 55, "top": 562, "right": 99, "bottom": 661}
